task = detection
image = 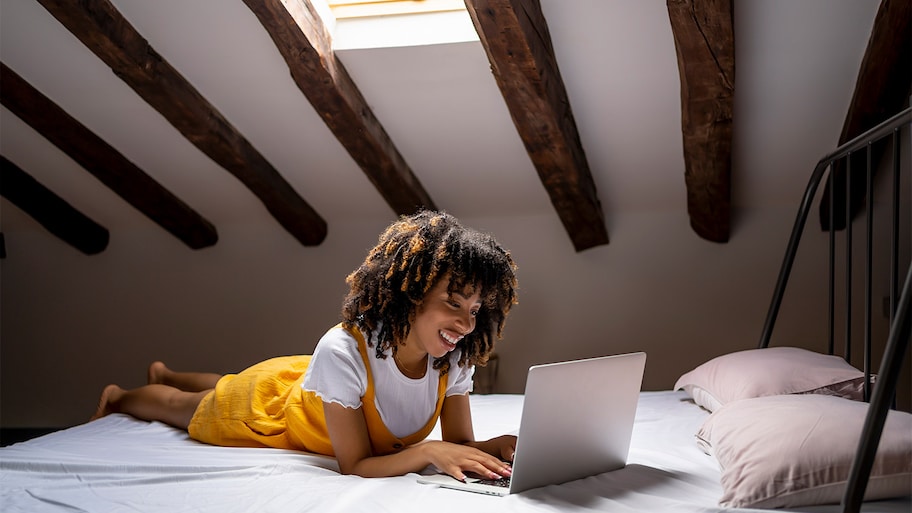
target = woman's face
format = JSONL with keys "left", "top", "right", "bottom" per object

{"left": 405, "top": 277, "right": 482, "bottom": 359}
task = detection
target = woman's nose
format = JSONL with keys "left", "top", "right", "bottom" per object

{"left": 456, "top": 311, "right": 475, "bottom": 335}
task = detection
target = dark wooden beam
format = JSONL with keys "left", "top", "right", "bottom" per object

{"left": 820, "top": 0, "right": 911, "bottom": 231}
{"left": 1, "top": 63, "right": 218, "bottom": 250}
{"left": 667, "top": 0, "right": 734, "bottom": 243}
{"left": 463, "top": 0, "right": 608, "bottom": 252}
{"left": 35, "top": 0, "right": 327, "bottom": 246}
{"left": 240, "top": 0, "right": 436, "bottom": 216}
{"left": 1, "top": 156, "right": 109, "bottom": 255}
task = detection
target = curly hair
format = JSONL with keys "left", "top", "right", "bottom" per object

{"left": 341, "top": 210, "right": 518, "bottom": 374}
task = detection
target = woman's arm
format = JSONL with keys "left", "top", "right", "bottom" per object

{"left": 323, "top": 399, "right": 512, "bottom": 480}
{"left": 439, "top": 393, "right": 516, "bottom": 462}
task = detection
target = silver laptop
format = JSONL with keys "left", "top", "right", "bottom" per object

{"left": 418, "top": 352, "right": 646, "bottom": 495}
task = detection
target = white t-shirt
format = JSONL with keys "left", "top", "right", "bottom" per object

{"left": 301, "top": 326, "right": 474, "bottom": 438}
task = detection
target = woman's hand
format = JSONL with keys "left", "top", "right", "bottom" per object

{"left": 325, "top": 401, "right": 512, "bottom": 479}
{"left": 438, "top": 394, "right": 516, "bottom": 479}
{"left": 421, "top": 440, "right": 513, "bottom": 482}
{"left": 478, "top": 434, "right": 517, "bottom": 462}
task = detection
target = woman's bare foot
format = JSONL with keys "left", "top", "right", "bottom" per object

{"left": 90, "top": 384, "right": 123, "bottom": 421}
{"left": 147, "top": 361, "right": 168, "bottom": 385}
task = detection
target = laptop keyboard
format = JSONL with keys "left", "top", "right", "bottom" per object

{"left": 476, "top": 476, "right": 511, "bottom": 488}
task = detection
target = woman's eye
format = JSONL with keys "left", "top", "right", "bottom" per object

{"left": 470, "top": 310, "right": 479, "bottom": 317}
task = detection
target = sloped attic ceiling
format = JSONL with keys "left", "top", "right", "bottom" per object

{"left": 0, "top": 0, "right": 908, "bottom": 255}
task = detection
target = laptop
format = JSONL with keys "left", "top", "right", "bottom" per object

{"left": 418, "top": 351, "right": 646, "bottom": 495}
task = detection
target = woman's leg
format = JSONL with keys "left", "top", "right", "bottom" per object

{"left": 148, "top": 361, "right": 222, "bottom": 392}
{"left": 91, "top": 383, "right": 210, "bottom": 430}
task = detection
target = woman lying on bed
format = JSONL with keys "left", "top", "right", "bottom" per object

{"left": 91, "top": 210, "right": 518, "bottom": 483}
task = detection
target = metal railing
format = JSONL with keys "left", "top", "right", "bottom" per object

{"left": 755, "top": 106, "right": 911, "bottom": 513}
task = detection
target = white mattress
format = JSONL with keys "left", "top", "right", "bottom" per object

{"left": 1, "top": 391, "right": 908, "bottom": 512}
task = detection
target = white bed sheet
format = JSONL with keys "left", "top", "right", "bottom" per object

{"left": 1, "top": 391, "right": 909, "bottom": 513}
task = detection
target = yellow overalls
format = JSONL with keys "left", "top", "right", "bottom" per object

{"left": 188, "top": 325, "right": 447, "bottom": 456}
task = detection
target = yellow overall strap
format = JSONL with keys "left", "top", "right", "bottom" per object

{"left": 349, "top": 324, "right": 448, "bottom": 454}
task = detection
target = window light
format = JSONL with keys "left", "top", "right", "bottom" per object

{"left": 323, "top": 0, "right": 478, "bottom": 50}
{"left": 328, "top": 0, "right": 467, "bottom": 20}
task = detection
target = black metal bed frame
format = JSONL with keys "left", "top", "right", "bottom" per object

{"left": 757, "top": 106, "right": 911, "bottom": 513}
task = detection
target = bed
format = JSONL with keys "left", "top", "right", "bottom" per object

{"left": 2, "top": 110, "right": 910, "bottom": 512}
{"left": 0, "top": 391, "right": 903, "bottom": 513}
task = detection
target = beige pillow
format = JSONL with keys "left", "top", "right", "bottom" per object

{"left": 674, "top": 346, "right": 867, "bottom": 412}
{"left": 696, "top": 394, "right": 912, "bottom": 508}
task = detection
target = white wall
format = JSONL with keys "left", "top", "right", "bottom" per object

{"left": 7, "top": 195, "right": 906, "bottom": 428}
{"left": 1, "top": 0, "right": 907, "bottom": 430}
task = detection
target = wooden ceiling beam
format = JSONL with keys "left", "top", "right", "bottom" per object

{"left": 241, "top": 0, "right": 437, "bottom": 215}
{"left": 1, "top": 63, "right": 218, "bottom": 250}
{"left": 1, "top": 156, "right": 109, "bottom": 255}
{"left": 667, "top": 0, "right": 735, "bottom": 243}
{"left": 35, "top": 0, "right": 327, "bottom": 246}
{"left": 463, "top": 0, "right": 609, "bottom": 252}
{"left": 819, "top": 0, "right": 911, "bottom": 231}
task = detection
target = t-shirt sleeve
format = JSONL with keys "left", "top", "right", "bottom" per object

{"left": 446, "top": 356, "right": 475, "bottom": 397}
{"left": 301, "top": 327, "right": 367, "bottom": 409}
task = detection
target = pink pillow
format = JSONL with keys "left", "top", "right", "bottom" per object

{"left": 674, "top": 347, "right": 867, "bottom": 412}
{"left": 696, "top": 394, "right": 912, "bottom": 508}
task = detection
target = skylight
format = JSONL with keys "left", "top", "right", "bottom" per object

{"left": 328, "top": 0, "right": 466, "bottom": 19}
{"left": 322, "top": 0, "right": 479, "bottom": 50}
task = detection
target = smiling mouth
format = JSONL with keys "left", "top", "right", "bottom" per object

{"left": 439, "top": 330, "right": 463, "bottom": 346}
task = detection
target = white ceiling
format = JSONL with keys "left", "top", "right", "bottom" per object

{"left": 0, "top": 0, "right": 881, "bottom": 244}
